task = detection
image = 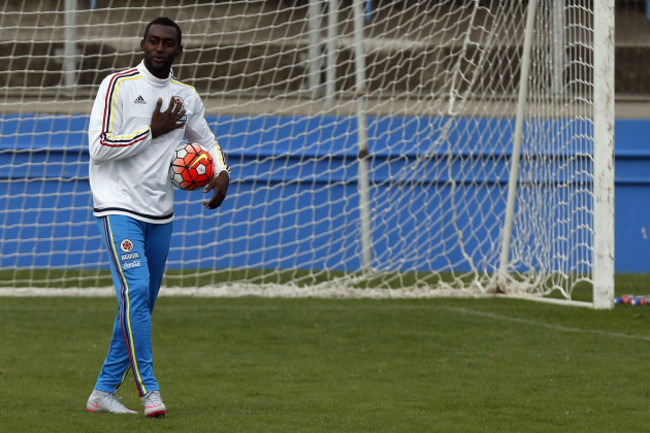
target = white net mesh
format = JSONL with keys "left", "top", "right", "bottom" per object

{"left": 0, "top": 0, "right": 612, "bottom": 303}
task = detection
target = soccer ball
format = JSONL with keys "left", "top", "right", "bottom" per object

{"left": 169, "top": 142, "right": 214, "bottom": 191}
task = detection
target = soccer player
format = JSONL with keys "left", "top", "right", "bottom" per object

{"left": 85, "top": 17, "right": 230, "bottom": 417}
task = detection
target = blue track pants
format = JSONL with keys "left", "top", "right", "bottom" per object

{"left": 93, "top": 215, "right": 172, "bottom": 396}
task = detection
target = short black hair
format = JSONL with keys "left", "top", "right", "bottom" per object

{"left": 143, "top": 17, "right": 182, "bottom": 46}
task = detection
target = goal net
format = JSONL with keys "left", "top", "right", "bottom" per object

{"left": 0, "top": 0, "right": 614, "bottom": 307}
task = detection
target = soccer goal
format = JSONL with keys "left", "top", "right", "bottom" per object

{"left": 0, "top": 0, "right": 614, "bottom": 308}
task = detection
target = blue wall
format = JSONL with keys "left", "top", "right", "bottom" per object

{"left": 613, "top": 119, "right": 650, "bottom": 272}
{"left": 0, "top": 115, "right": 648, "bottom": 273}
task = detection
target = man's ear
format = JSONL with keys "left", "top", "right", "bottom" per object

{"left": 140, "top": 39, "right": 145, "bottom": 50}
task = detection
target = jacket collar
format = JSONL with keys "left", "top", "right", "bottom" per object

{"left": 138, "top": 60, "right": 172, "bottom": 87}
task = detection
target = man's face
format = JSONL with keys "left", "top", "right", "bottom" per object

{"left": 141, "top": 24, "right": 182, "bottom": 78}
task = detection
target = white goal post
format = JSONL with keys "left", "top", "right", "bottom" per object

{"left": 0, "top": 0, "right": 615, "bottom": 308}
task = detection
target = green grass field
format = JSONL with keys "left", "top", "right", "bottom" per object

{"left": 1, "top": 290, "right": 650, "bottom": 432}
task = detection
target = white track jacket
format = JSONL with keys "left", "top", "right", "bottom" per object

{"left": 88, "top": 61, "right": 229, "bottom": 224}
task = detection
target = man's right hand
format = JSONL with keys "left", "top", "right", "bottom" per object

{"left": 150, "top": 97, "right": 186, "bottom": 138}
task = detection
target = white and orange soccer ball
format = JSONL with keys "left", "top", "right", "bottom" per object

{"left": 169, "top": 142, "right": 214, "bottom": 191}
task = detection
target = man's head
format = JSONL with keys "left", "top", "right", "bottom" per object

{"left": 141, "top": 17, "right": 183, "bottom": 79}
